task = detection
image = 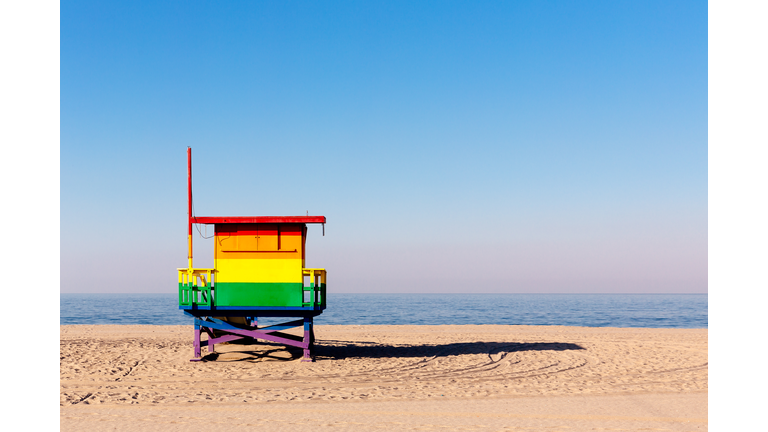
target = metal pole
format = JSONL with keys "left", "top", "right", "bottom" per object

{"left": 187, "top": 147, "right": 193, "bottom": 270}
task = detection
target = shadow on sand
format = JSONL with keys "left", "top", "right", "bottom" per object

{"left": 200, "top": 340, "right": 584, "bottom": 362}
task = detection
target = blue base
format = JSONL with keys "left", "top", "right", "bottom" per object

{"left": 181, "top": 305, "right": 325, "bottom": 310}
{"left": 182, "top": 308, "right": 324, "bottom": 318}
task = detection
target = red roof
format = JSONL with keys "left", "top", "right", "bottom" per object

{"left": 191, "top": 216, "right": 326, "bottom": 224}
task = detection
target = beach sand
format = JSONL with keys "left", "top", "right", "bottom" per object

{"left": 60, "top": 325, "right": 707, "bottom": 431}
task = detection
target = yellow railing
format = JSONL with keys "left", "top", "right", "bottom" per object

{"left": 302, "top": 268, "right": 327, "bottom": 307}
{"left": 178, "top": 268, "right": 216, "bottom": 306}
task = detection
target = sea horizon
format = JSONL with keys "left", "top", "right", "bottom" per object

{"left": 61, "top": 293, "right": 708, "bottom": 329}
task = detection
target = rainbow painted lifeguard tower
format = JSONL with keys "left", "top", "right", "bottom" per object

{"left": 179, "top": 148, "right": 326, "bottom": 362}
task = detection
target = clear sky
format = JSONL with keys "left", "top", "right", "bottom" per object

{"left": 61, "top": 1, "right": 707, "bottom": 294}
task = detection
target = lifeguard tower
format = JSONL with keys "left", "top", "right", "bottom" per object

{"left": 178, "top": 148, "right": 326, "bottom": 361}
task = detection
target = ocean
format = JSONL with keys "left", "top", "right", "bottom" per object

{"left": 60, "top": 293, "right": 707, "bottom": 328}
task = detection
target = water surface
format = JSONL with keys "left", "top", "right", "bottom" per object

{"left": 61, "top": 293, "right": 707, "bottom": 328}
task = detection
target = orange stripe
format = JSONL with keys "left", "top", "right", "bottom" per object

{"left": 216, "top": 237, "right": 303, "bottom": 260}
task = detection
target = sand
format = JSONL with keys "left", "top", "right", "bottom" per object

{"left": 60, "top": 325, "right": 707, "bottom": 431}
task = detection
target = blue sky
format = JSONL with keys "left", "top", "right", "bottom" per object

{"left": 61, "top": 1, "right": 707, "bottom": 293}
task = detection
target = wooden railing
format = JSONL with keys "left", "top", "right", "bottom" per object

{"left": 178, "top": 267, "right": 326, "bottom": 308}
{"left": 302, "top": 268, "right": 327, "bottom": 308}
{"left": 178, "top": 268, "right": 216, "bottom": 307}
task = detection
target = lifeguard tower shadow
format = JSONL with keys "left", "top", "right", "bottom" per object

{"left": 197, "top": 340, "right": 585, "bottom": 362}
{"left": 313, "top": 340, "right": 585, "bottom": 361}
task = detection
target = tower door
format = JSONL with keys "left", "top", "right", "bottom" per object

{"left": 255, "top": 224, "right": 279, "bottom": 251}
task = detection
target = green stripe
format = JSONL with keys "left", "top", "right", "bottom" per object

{"left": 214, "top": 282, "right": 304, "bottom": 307}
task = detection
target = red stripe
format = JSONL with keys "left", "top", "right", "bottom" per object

{"left": 215, "top": 224, "right": 304, "bottom": 236}
{"left": 194, "top": 216, "right": 325, "bottom": 224}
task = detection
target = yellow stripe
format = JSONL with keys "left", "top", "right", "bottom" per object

{"left": 215, "top": 258, "right": 303, "bottom": 283}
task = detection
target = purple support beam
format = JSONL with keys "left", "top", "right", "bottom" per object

{"left": 198, "top": 318, "right": 307, "bottom": 347}
{"left": 222, "top": 327, "right": 307, "bottom": 348}
{"left": 302, "top": 316, "right": 312, "bottom": 362}
{"left": 191, "top": 323, "right": 201, "bottom": 361}
{"left": 204, "top": 328, "right": 216, "bottom": 353}
{"left": 190, "top": 315, "right": 317, "bottom": 362}
{"left": 204, "top": 334, "right": 244, "bottom": 346}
